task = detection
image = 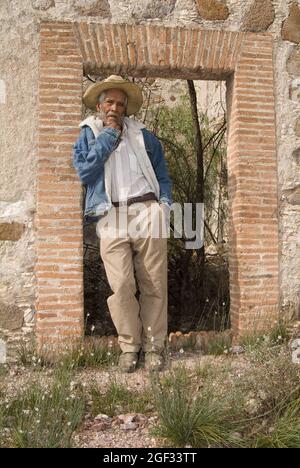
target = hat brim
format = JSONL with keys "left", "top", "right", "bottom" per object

{"left": 83, "top": 81, "right": 143, "bottom": 116}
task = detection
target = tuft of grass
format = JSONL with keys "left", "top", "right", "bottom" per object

{"left": 16, "top": 341, "right": 48, "bottom": 370}
{"left": 252, "top": 396, "right": 300, "bottom": 448}
{"left": 0, "top": 364, "right": 85, "bottom": 448}
{"left": 16, "top": 339, "right": 121, "bottom": 370}
{"left": 194, "top": 361, "right": 213, "bottom": 379}
{"left": 159, "top": 365, "right": 190, "bottom": 389}
{"left": 269, "top": 320, "right": 290, "bottom": 345}
{"left": 62, "top": 340, "right": 120, "bottom": 369}
{"left": 206, "top": 333, "right": 232, "bottom": 356}
{"left": 240, "top": 320, "right": 290, "bottom": 351}
{"left": 0, "top": 364, "right": 8, "bottom": 378}
{"left": 151, "top": 367, "right": 243, "bottom": 448}
{"left": 90, "top": 379, "right": 152, "bottom": 418}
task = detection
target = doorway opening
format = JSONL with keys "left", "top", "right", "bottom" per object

{"left": 82, "top": 75, "right": 229, "bottom": 338}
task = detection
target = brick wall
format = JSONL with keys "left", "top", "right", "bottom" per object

{"left": 37, "top": 22, "right": 280, "bottom": 349}
{"left": 37, "top": 22, "right": 84, "bottom": 350}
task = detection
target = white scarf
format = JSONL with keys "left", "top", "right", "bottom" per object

{"left": 79, "top": 116, "right": 160, "bottom": 207}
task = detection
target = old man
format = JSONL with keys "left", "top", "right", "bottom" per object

{"left": 73, "top": 75, "right": 172, "bottom": 372}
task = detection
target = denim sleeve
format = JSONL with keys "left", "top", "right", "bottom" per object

{"left": 143, "top": 130, "right": 173, "bottom": 205}
{"left": 73, "top": 126, "right": 121, "bottom": 185}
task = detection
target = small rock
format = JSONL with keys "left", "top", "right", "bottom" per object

{"left": 295, "top": 116, "right": 300, "bottom": 136}
{"left": 242, "top": 0, "right": 275, "bottom": 32}
{"left": 94, "top": 413, "right": 110, "bottom": 420}
{"left": 118, "top": 413, "right": 137, "bottom": 424}
{"left": 289, "top": 79, "right": 300, "bottom": 102}
{"left": 292, "top": 349, "right": 300, "bottom": 364}
{"left": 195, "top": 0, "right": 229, "bottom": 21}
{"left": 195, "top": 333, "right": 204, "bottom": 350}
{"left": 282, "top": 186, "right": 300, "bottom": 205}
{"left": 132, "top": 0, "right": 176, "bottom": 20}
{"left": 74, "top": 0, "right": 111, "bottom": 18}
{"left": 148, "top": 416, "right": 158, "bottom": 424}
{"left": 282, "top": 2, "right": 300, "bottom": 44}
{"left": 31, "top": 0, "right": 55, "bottom": 10}
{"left": 290, "top": 338, "right": 300, "bottom": 350}
{"left": 245, "top": 398, "right": 260, "bottom": 415}
{"left": 292, "top": 148, "right": 300, "bottom": 165}
{"left": 230, "top": 345, "right": 244, "bottom": 355}
{"left": 0, "top": 301, "right": 24, "bottom": 331}
{"left": 168, "top": 332, "right": 177, "bottom": 348}
{"left": 91, "top": 421, "right": 111, "bottom": 431}
{"left": 111, "top": 418, "right": 121, "bottom": 427}
{"left": 120, "top": 422, "right": 138, "bottom": 431}
{"left": 287, "top": 46, "right": 300, "bottom": 77}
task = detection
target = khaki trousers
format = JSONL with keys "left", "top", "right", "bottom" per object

{"left": 98, "top": 200, "right": 168, "bottom": 353}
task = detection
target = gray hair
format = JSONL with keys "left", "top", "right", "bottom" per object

{"left": 98, "top": 90, "right": 128, "bottom": 108}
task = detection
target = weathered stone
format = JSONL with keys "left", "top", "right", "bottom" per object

{"left": 195, "top": 0, "right": 229, "bottom": 21}
{"left": 91, "top": 421, "right": 111, "bottom": 431}
{"left": 289, "top": 79, "right": 300, "bottom": 102}
{"left": 117, "top": 413, "right": 146, "bottom": 430}
{"left": 242, "top": 0, "right": 275, "bottom": 32}
{"left": 0, "top": 302, "right": 24, "bottom": 331}
{"left": 291, "top": 338, "right": 300, "bottom": 364}
{"left": 95, "top": 414, "right": 110, "bottom": 421}
{"left": 0, "top": 79, "right": 5, "bottom": 104}
{"left": 23, "top": 308, "right": 35, "bottom": 324}
{"left": 132, "top": 0, "right": 176, "bottom": 20}
{"left": 195, "top": 333, "right": 205, "bottom": 350}
{"left": 74, "top": 0, "right": 111, "bottom": 18}
{"left": 230, "top": 345, "right": 244, "bottom": 354}
{"left": 282, "top": 2, "right": 300, "bottom": 44}
{"left": 0, "top": 338, "right": 6, "bottom": 364}
{"left": 0, "top": 222, "right": 24, "bottom": 241}
{"left": 287, "top": 46, "right": 300, "bottom": 77}
{"left": 283, "top": 186, "right": 300, "bottom": 205}
{"left": 292, "top": 148, "right": 300, "bottom": 165}
{"left": 295, "top": 117, "right": 300, "bottom": 137}
{"left": 31, "top": 0, "right": 55, "bottom": 10}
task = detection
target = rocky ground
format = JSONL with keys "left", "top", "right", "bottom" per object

{"left": 1, "top": 351, "right": 247, "bottom": 448}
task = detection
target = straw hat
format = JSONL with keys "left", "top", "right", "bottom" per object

{"left": 83, "top": 75, "right": 143, "bottom": 116}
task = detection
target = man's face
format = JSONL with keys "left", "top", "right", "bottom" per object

{"left": 96, "top": 88, "right": 127, "bottom": 126}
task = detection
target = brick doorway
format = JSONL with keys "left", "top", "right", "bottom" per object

{"left": 36, "top": 22, "right": 280, "bottom": 349}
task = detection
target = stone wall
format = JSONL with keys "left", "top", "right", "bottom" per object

{"left": 0, "top": 0, "right": 299, "bottom": 360}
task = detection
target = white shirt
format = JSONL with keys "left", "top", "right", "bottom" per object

{"left": 110, "top": 121, "right": 153, "bottom": 203}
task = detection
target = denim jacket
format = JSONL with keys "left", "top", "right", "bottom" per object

{"left": 73, "top": 116, "right": 173, "bottom": 222}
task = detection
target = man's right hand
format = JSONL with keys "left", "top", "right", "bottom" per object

{"left": 104, "top": 114, "right": 122, "bottom": 132}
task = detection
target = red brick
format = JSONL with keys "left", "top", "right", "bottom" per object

{"left": 36, "top": 22, "right": 280, "bottom": 349}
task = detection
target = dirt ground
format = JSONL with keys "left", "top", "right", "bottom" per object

{"left": 2, "top": 351, "right": 230, "bottom": 448}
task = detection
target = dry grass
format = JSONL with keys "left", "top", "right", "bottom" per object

{"left": 1, "top": 324, "right": 299, "bottom": 448}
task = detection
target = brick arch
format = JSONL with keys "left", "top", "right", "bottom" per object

{"left": 36, "top": 22, "right": 279, "bottom": 350}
